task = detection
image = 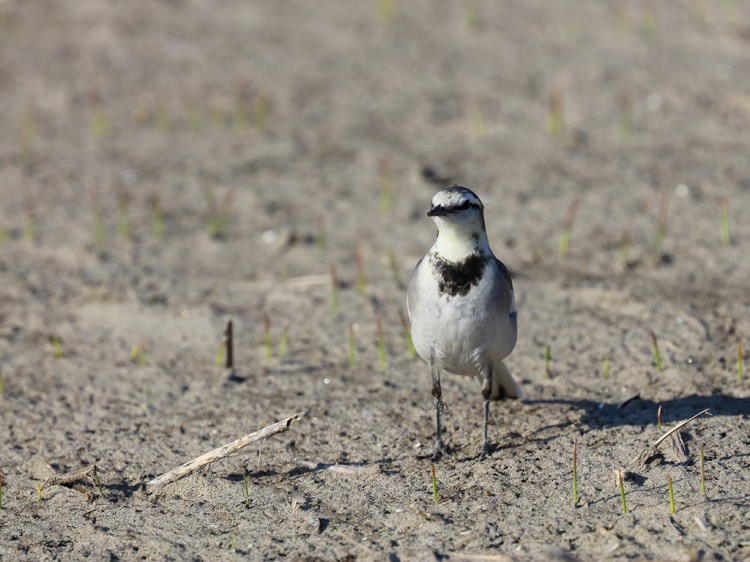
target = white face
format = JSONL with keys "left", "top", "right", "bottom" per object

{"left": 428, "top": 187, "right": 485, "bottom": 229}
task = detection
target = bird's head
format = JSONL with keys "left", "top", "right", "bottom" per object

{"left": 428, "top": 186, "right": 489, "bottom": 260}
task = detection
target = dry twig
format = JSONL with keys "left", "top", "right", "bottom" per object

{"left": 145, "top": 414, "right": 301, "bottom": 491}
{"left": 629, "top": 409, "right": 710, "bottom": 467}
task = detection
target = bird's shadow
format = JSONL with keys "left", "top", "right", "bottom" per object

{"left": 523, "top": 393, "right": 749, "bottom": 430}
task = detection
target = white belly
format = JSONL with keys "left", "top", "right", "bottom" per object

{"left": 409, "top": 261, "right": 516, "bottom": 376}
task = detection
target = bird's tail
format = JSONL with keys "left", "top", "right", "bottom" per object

{"left": 490, "top": 360, "right": 522, "bottom": 400}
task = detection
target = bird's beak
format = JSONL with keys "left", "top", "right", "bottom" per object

{"left": 427, "top": 205, "right": 449, "bottom": 217}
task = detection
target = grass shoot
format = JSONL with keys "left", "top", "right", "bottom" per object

{"left": 399, "top": 309, "right": 416, "bottom": 359}
{"left": 719, "top": 196, "right": 730, "bottom": 247}
{"left": 232, "top": 81, "right": 249, "bottom": 132}
{"left": 316, "top": 216, "right": 326, "bottom": 252}
{"left": 330, "top": 261, "right": 340, "bottom": 315}
{"left": 431, "top": 463, "right": 438, "bottom": 504}
{"left": 572, "top": 439, "right": 578, "bottom": 507}
{"left": 224, "top": 320, "right": 233, "bottom": 369}
{"left": 263, "top": 311, "right": 272, "bottom": 360}
{"left": 23, "top": 187, "right": 35, "bottom": 243}
{"left": 19, "top": 99, "right": 36, "bottom": 169}
{"left": 376, "top": 314, "right": 386, "bottom": 371}
{"left": 654, "top": 191, "right": 669, "bottom": 252}
{"left": 650, "top": 330, "right": 663, "bottom": 372}
{"left": 150, "top": 193, "right": 164, "bottom": 241}
{"left": 93, "top": 468, "right": 104, "bottom": 496}
{"left": 154, "top": 100, "right": 172, "bottom": 134}
{"left": 657, "top": 404, "right": 663, "bottom": 432}
{"left": 558, "top": 199, "right": 578, "bottom": 258}
{"left": 36, "top": 482, "right": 42, "bottom": 501}
{"left": 243, "top": 466, "right": 250, "bottom": 508}
{"left": 548, "top": 86, "right": 565, "bottom": 137}
{"left": 277, "top": 322, "right": 289, "bottom": 361}
{"left": 88, "top": 186, "right": 107, "bottom": 250}
{"left": 737, "top": 340, "right": 744, "bottom": 382}
{"left": 667, "top": 473, "right": 675, "bottom": 514}
{"left": 88, "top": 89, "right": 111, "bottom": 139}
{"left": 252, "top": 93, "right": 270, "bottom": 132}
{"left": 620, "top": 229, "right": 631, "bottom": 263}
{"left": 544, "top": 344, "right": 552, "bottom": 378}
{"left": 379, "top": 158, "right": 394, "bottom": 212}
{"left": 51, "top": 336, "right": 62, "bottom": 359}
{"left": 355, "top": 244, "right": 367, "bottom": 296}
{"left": 348, "top": 322, "right": 356, "bottom": 367}
{"left": 617, "top": 470, "right": 627, "bottom": 514}
{"left": 374, "top": 0, "right": 397, "bottom": 24}
{"left": 699, "top": 442, "right": 706, "bottom": 498}
{"left": 116, "top": 188, "right": 131, "bottom": 243}
{"left": 618, "top": 92, "right": 633, "bottom": 141}
{"left": 602, "top": 357, "right": 610, "bottom": 380}
{"left": 130, "top": 344, "right": 148, "bottom": 366}
{"left": 205, "top": 187, "right": 235, "bottom": 240}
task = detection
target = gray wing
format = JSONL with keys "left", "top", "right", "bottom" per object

{"left": 405, "top": 256, "right": 424, "bottom": 322}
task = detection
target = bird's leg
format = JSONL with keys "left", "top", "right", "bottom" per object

{"left": 480, "top": 361, "right": 493, "bottom": 459}
{"left": 429, "top": 357, "right": 445, "bottom": 461}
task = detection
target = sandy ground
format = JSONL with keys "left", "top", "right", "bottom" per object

{"left": 1, "top": 1, "right": 749, "bottom": 560}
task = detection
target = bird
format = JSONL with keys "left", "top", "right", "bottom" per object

{"left": 407, "top": 186, "right": 520, "bottom": 460}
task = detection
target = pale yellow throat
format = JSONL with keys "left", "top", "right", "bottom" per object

{"left": 433, "top": 226, "right": 488, "bottom": 263}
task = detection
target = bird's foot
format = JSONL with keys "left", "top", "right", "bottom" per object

{"left": 432, "top": 439, "right": 446, "bottom": 462}
{"left": 480, "top": 442, "right": 491, "bottom": 460}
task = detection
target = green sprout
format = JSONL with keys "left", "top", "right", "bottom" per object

{"left": 657, "top": 404, "right": 663, "bottom": 432}
{"left": 316, "top": 216, "right": 326, "bottom": 252}
{"left": 243, "top": 466, "right": 250, "bottom": 508}
{"left": 150, "top": 193, "right": 164, "bottom": 241}
{"left": 618, "top": 92, "right": 633, "bottom": 141}
{"left": 544, "top": 344, "right": 552, "bottom": 378}
{"left": 277, "top": 323, "right": 289, "bottom": 361}
{"left": 618, "top": 470, "right": 627, "bottom": 514}
{"left": 655, "top": 192, "right": 669, "bottom": 253}
{"left": 376, "top": 314, "right": 386, "bottom": 372}
{"left": 720, "top": 196, "right": 730, "bottom": 247}
{"left": 355, "top": 244, "right": 367, "bottom": 296}
{"left": 116, "top": 190, "right": 131, "bottom": 243}
{"left": 252, "top": 93, "right": 269, "bottom": 132}
{"left": 204, "top": 187, "right": 234, "bottom": 240}
{"left": 374, "top": 0, "right": 397, "bottom": 23}
{"left": 548, "top": 86, "right": 565, "bottom": 137}
{"left": 572, "top": 439, "right": 578, "bottom": 507}
{"left": 620, "top": 229, "right": 631, "bottom": 263}
{"left": 667, "top": 473, "right": 675, "bottom": 514}
{"left": 699, "top": 442, "right": 706, "bottom": 498}
{"left": 379, "top": 158, "right": 394, "bottom": 212}
{"left": 651, "top": 330, "right": 663, "bottom": 372}
{"left": 89, "top": 90, "right": 111, "bottom": 140}
{"left": 37, "top": 482, "right": 42, "bottom": 501}
{"left": 558, "top": 199, "right": 578, "bottom": 258}
{"left": 431, "top": 463, "right": 438, "bottom": 504}
{"left": 348, "top": 323, "right": 356, "bottom": 368}
{"left": 330, "top": 262, "right": 340, "bottom": 315}
{"left": 51, "top": 336, "right": 62, "bottom": 359}
{"left": 738, "top": 340, "right": 744, "bottom": 382}
{"left": 23, "top": 188, "right": 35, "bottom": 243}
{"left": 263, "top": 312, "right": 272, "bottom": 361}
{"left": 602, "top": 357, "right": 610, "bottom": 380}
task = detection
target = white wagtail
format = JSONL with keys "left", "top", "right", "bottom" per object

{"left": 407, "top": 186, "right": 520, "bottom": 459}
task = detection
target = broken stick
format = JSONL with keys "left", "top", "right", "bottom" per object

{"left": 145, "top": 414, "right": 301, "bottom": 492}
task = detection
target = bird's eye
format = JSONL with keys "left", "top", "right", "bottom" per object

{"left": 458, "top": 200, "right": 472, "bottom": 210}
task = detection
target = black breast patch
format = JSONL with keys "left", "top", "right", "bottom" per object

{"left": 431, "top": 253, "right": 485, "bottom": 297}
